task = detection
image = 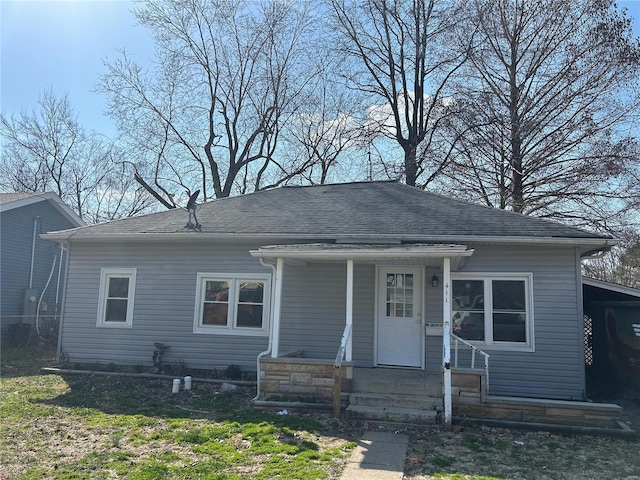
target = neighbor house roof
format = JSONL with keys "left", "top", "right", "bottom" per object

{"left": 41, "top": 181, "right": 614, "bottom": 250}
{"left": 0, "top": 192, "right": 84, "bottom": 226}
{"left": 583, "top": 277, "right": 640, "bottom": 300}
{"left": 0, "top": 192, "right": 39, "bottom": 204}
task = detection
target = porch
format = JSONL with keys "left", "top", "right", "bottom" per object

{"left": 255, "top": 355, "right": 624, "bottom": 430}
{"left": 256, "top": 336, "right": 489, "bottom": 425}
{"left": 250, "top": 243, "right": 471, "bottom": 427}
{"left": 250, "top": 243, "right": 625, "bottom": 431}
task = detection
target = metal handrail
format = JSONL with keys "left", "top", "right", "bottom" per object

{"left": 450, "top": 333, "right": 490, "bottom": 394}
{"left": 334, "top": 324, "right": 352, "bottom": 368}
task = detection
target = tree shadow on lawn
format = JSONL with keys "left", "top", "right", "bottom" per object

{"left": 37, "top": 373, "right": 339, "bottom": 435}
{"left": 0, "top": 345, "right": 58, "bottom": 378}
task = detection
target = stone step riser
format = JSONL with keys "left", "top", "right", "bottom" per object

{"left": 346, "top": 405, "right": 439, "bottom": 424}
{"left": 352, "top": 381, "right": 442, "bottom": 396}
{"left": 350, "top": 393, "right": 443, "bottom": 411}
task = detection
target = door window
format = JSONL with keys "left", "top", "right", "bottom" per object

{"left": 385, "top": 273, "right": 414, "bottom": 317}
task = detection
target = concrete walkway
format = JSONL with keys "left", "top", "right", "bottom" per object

{"left": 340, "top": 431, "right": 409, "bottom": 480}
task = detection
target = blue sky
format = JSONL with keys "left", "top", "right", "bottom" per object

{"left": 1, "top": 0, "right": 154, "bottom": 137}
{"left": 2, "top": 0, "right": 640, "bottom": 139}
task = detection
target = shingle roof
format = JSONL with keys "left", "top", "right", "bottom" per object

{"left": 0, "top": 192, "right": 44, "bottom": 205}
{"left": 0, "top": 191, "right": 84, "bottom": 226}
{"left": 46, "top": 181, "right": 611, "bottom": 242}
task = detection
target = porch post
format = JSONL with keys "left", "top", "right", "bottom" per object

{"left": 271, "top": 257, "right": 284, "bottom": 358}
{"left": 442, "top": 257, "right": 452, "bottom": 429}
{"left": 346, "top": 259, "right": 353, "bottom": 362}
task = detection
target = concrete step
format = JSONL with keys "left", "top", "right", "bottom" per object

{"left": 350, "top": 392, "right": 443, "bottom": 411}
{"left": 346, "top": 404, "right": 439, "bottom": 424}
{"left": 352, "top": 378, "right": 442, "bottom": 396}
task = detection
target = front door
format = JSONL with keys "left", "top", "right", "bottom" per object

{"left": 376, "top": 266, "right": 423, "bottom": 367}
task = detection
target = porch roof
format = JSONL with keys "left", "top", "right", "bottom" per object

{"left": 250, "top": 243, "right": 474, "bottom": 262}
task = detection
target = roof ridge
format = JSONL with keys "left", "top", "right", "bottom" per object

{"left": 280, "top": 180, "right": 396, "bottom": 189}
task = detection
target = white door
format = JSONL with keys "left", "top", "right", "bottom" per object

{"left": 376, "top": 267, "right": 423, "bottom": 367}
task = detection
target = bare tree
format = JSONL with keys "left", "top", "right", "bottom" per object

{"left": 329, "top": 0, "right": 469, "bottom": 187}
{"left": 99, "top": 0, "right": 321, "bottom": 204}
{"left": 584, "top": 231, "right": 640, "bottom": 288}
{"left": 0, "top": 90, "right": 151, "bottom": 223}
{"left": 444, "top": 0, "right": 640, "bottom": 230}
{"left": 268, "top": 63, "right": 368, "bottom": 186}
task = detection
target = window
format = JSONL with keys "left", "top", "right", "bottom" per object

{"left": 194, "top": 273, "right": 270, "bottom": 336}
{"left": 385, "top": 273, "right": 414, "bottom": 317}
{"left": 97, "top": 268, "right": 136, "bottom": 328}
{"left": 452, "top": 274, "right": 534, "bottom": 350}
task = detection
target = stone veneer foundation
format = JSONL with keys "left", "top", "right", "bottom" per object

{"left": 259, "top": 357, "right": 353, "bottom": 402}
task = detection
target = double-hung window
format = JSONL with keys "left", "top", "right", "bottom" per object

{"left": 97, "top": 268, "right": 136, "bottom": 328}
{"left": 451, "top": 273, "right": 534, "bottom": 350}
{"left": 194, "top": 273, "right": 270, "bottom": 336}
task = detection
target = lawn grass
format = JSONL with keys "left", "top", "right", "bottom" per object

{"left": 3, "top": 347, "right": 640, "bottom": 480}
{"left": 404, "top": 421, "right": 640, "bottom": 480}
{"left": 0, "top": 347, "right": 356, "bottom": 479}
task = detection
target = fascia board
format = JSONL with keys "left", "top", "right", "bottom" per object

{"left": 40, "top": 231, "right": 617, "bottom": 247}
{"left": 249, "top": 247, "right": 475, "bottom": 260}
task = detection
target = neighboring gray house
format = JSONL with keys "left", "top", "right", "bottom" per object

{"left": 44, "top": 181, "right": 619, "bottom": 425}
{"left": 583, "top": 277, "right": 640, "bottom": 393}
{"left": 1, "top": 192, "right": 84, "bottom": 344}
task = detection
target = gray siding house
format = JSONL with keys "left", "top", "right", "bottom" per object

{"left": 44, "top": 182, "right": 617, "bottom": 424}
{"left": 1, "top": 192, "right": 84, "bottom": 343}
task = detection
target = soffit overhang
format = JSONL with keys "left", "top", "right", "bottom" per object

{"left": 250, "top": 243, "right": 474, "bottom": 262}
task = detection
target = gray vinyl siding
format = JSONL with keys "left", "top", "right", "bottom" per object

{"left": 60, "top": 241, "right": 271, "bottom": 370}
{"left": 60, "top": 239, "right": 585, "bottom": 400}
{"left": 1, "top": 202, "right": 75, "bottom": 332}
{"left": 425, "top": 266, "right": 444, "bottom": 371}
{"left": 453, "top": 244, "right": 584, "bottom": 400}
{"left": 278, "top": 263, "right": 375, "bottom": 366}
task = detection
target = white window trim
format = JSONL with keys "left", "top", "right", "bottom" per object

{"left": 97, "top": 268, "right": 136, "bottom": 328}
{"left": 193, "top": 272, "right": 270, "bottom": 336}
{"left": 451, "top": 272, "right": 535, "bottom": 352}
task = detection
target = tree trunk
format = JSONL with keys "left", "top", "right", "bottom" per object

{"left": 509, "top": 34, "right": 524, "bottom": 214}
{"left": 404, "top": 145, "right": 418, "bottom": 187}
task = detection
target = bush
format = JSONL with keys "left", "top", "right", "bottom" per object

{"left": 224, "top": 364, "right": 242, "bottom": 380}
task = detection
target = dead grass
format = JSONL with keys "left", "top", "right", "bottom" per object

{"left": 1, "top": 346, "right": 639, "bottom": 480}
{"left": 400, "top": 421, "right": 640, "bottom": 480}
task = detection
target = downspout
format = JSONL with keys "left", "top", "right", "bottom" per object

{"left": 29, "top": 217, "right": 40, "bottom": 289}
{"left": 35, "top": 252, "right": 58, "bottom": 340}
{"left": 55, "top": 242, "right": 65, "bottom": 313}
{"left": 56, "top": 241, "right": 71, "bottom": 362}
{"left": 252, "top": 257, "right": 279, "bottom": 402}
